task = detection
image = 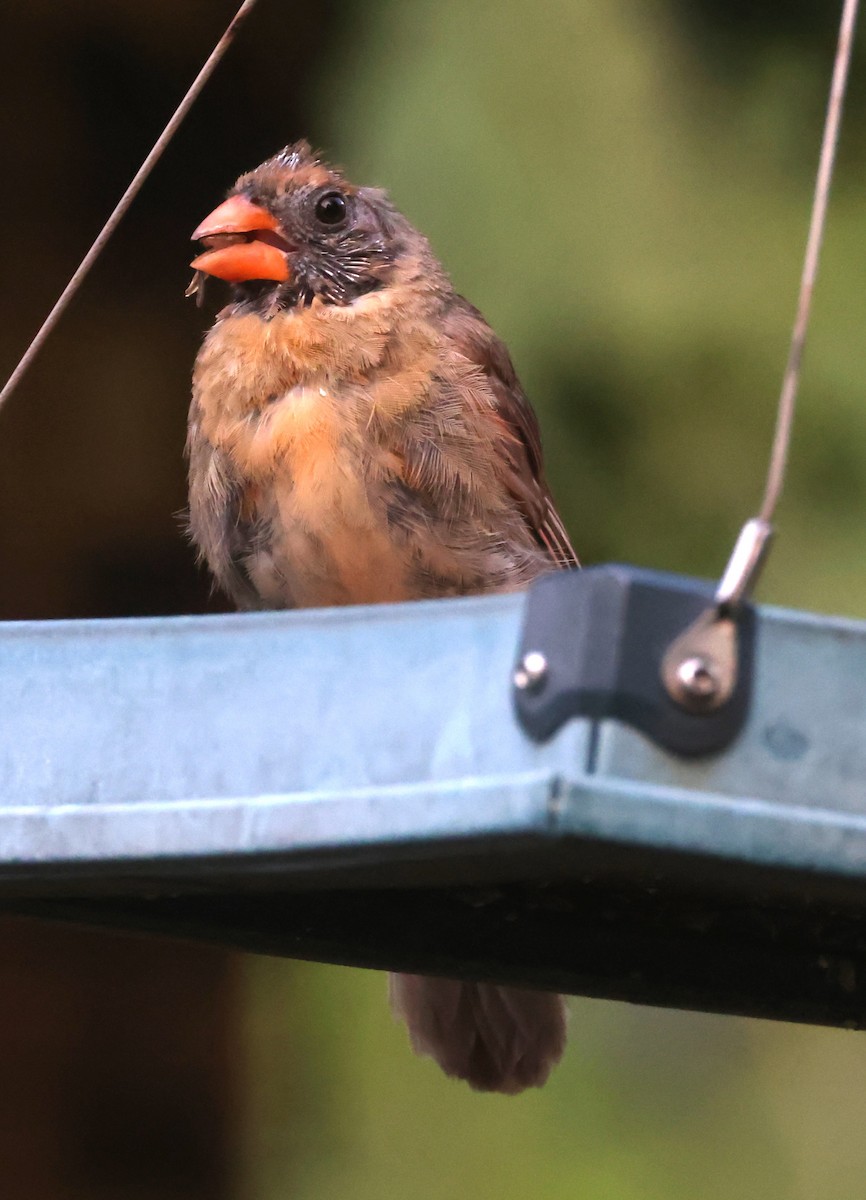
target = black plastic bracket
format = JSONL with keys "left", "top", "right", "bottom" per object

{"left": 513, "top": 564, "right": 756, "bottom": 756}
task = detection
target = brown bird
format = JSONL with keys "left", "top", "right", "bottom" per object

{"left": 186, "top": 141, "right": 577, "bottom": 1094}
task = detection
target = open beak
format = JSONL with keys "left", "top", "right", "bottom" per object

{"left": 190, "top": 195, "right": 291, "bottom": 283}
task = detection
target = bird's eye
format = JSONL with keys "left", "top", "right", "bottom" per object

{"left": 314, "top": 191, "right": 348, "bottom": 227}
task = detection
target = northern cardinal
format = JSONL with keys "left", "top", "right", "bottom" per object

{"left": 186, "top": 142, "right": 576, "bottom": 1093}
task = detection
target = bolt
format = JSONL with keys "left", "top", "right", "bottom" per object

{"left": 674, "top": 655, "right": 719, "bottom": 703}
{"left": 514, "top": 650, "right": 548, "bottom": 692}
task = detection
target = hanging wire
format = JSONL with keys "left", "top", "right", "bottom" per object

{"left": 0, "top": 0, "right": 263, "bottom": 417}
{"left": 716, "top": 0, "right": 861, "bottom": 611}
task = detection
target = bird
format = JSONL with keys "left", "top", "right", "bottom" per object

{"left": 186, "top": 141, "right": 577, "bottom": 1094}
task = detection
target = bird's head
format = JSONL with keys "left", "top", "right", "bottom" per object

{"left": 189, "top": 141, "right": 412, "bottom": 312}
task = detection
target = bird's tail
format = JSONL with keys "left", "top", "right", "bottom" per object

{"left": 389, "top": 972, "right": 567, "bottom": 1094}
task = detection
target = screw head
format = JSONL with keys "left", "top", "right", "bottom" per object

{"left": 673, "top": 655, "right": 720, "bottom": 705}
{"left": 514, "top": 650, "right": 549, "bottom": 692}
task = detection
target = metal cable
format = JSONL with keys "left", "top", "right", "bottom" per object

{"left": 0, "top": 0, "right": 263, "bottom": 416}
{"left": 717, "top": 0, "right": 860, "bottom": 609}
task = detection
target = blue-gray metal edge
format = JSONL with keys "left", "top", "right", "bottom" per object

{"left": 0, "top": 588, "right": 863, "bottom": 888}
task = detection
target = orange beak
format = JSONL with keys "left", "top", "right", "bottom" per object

{"left": 190, "top": 194, "right": 290, "bottom": 283}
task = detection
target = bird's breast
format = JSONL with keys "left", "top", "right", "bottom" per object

{"left": 189, "top": 302, "right": 498, "bottom": 609}
{"left": 200, "top": 380, "right": 416, "bottom": 608}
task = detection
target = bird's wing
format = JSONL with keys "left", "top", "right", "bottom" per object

{"left": 442, "top": 299, "right": 579, "bottom": 570}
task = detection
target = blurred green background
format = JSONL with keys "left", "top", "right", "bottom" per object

{"left": 2, "top": 1, "right": 866, "bottom": 1198}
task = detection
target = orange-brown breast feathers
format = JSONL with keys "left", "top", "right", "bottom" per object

{"left": 189, "top": 290, "right": 444, "bottom": 606}
{"left": 189, "top": 278, "right": 575, "bottom": 610}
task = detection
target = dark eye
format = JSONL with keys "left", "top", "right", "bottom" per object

{"left": 314, "top": 191, "right": 348, "bottom": 227}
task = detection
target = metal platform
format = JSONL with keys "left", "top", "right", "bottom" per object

{"left": 2, "top": 575, "right": 866, "bottom": 1029}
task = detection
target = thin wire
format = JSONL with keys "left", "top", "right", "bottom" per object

{"left": 759, "top": 0, "right": 860, "bottom": 524}
{"left": 0, "top": 0, "right": 263, "bottom": 416}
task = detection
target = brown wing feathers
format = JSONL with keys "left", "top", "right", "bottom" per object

{"left": 443, "top": 300, "right": 579, "bottom": 570}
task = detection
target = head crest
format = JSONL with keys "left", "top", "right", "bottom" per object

{"left": 273, "top": 140, "right": 319, "bottom": 171}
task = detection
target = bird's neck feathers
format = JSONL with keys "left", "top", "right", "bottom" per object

{"left": 195, "top": 250, "right": 450, "bottom": 423}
